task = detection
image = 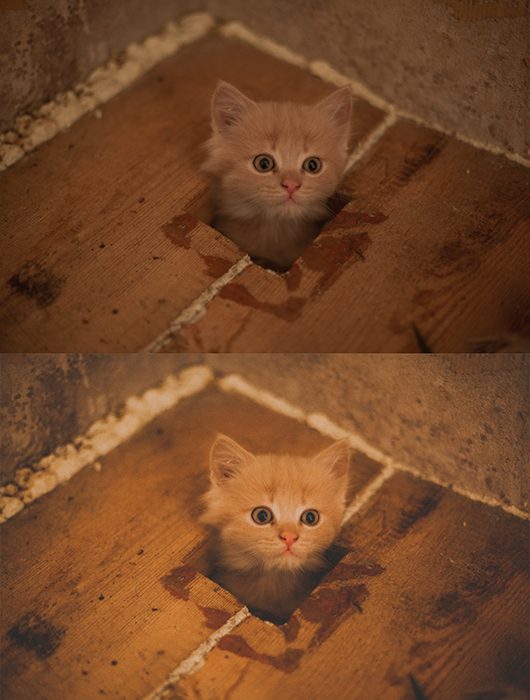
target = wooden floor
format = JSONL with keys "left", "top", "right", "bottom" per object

{"left": 1, "top": 386, "right": 528, "bottom": 700}
{"left": 1, "top": 34, "right": 529, "bottom": 353}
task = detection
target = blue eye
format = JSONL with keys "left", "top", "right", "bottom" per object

{"left": 302, "top": 157, "right": 322, "bottom": 173}
{"left": 253, "top": 155, "right": 275, "bottom": 172}
{"left": 252, "top": 507, "right": 273, "bottom": 524}
{"left": 300, "top": 509, "right": 319, "bottom": 525}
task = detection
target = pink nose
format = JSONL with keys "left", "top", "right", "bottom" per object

{"left": 282, "top": 180, "right": 301, "bottom": 196}
{"left": 280, "top": 532, "right": 299, "bottom": 548}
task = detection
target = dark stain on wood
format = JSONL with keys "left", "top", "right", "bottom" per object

{"left": 395, "top": 137, "right": 446, "bottom": 186}
{"left": 160, "top": 565, "right": 196, "bottom": 600}
{"left": 199, "top": 254, "right": 233, "bottom": 278}
{"left": 7, "top": 262, "right": 65, "bottom": 308}
{"left": 7, "top": 613, "right": 66, "bottom": 660}
{"left": 326, "top": 562, "right": 386, "bottom": 581}
{"left": 394, "top": 490, "right": 443, "bottom": 537}
{"left": 300, "top": 584, "right": 369, "bottom": 648}
{"left": 283, "top": 263, "right": 303, "bottom": 292}
{"left": 162, "top": 213, "right": 198, "bottom": 248}
{"left": 219, "top": 283, "right": 307, "bottom": 322}
{"left": 197, "top": 606, "right": 232, "bottom": 629}
{"left": 303, "top": 231, "right": 373, "bottom": 296}
{"left": 280, "top": 615, "right": 301, "bottom": 644}
{"left": 217, "top": 634, "right": 304, "bottom": 673}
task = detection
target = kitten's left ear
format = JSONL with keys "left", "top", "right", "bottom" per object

{"left": 210, "top": 433, "right": 256, "bottom": 485}
{"left": 315, "top": 86, "right": 352, "bottom": 129}
{"left": 313, "top": 438, "right": 350, "bottom": 480}
{"left": 211, "top": 81, "right": 255, "bottom": 133}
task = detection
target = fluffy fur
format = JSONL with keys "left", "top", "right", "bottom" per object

{"left": 202, "top": 82, "right": 352, "bottom": 271}
{"left": 201, "top": 434, "right": 350, "bottom": 623}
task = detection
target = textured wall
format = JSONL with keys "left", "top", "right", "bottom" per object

{"left": 208, "top": 0, "right": 530, "bottom": 157}
{"left": 1, "top": 0, "right": 528, "bottom": 155}
{"left": 0, "top": 354, "right": 200, "bottom": 484}
{"left": 0, "top": 0, "right": 202, "bottom": 132}
{"left": 206, "top": 354, "right": 529, "bottom": 513}
{"left": 2, "top": 355, "right": 528, "bottom": 513}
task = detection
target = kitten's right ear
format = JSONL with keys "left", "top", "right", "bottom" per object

{"left": 211, "top": 81, "right": 255, "bottom": 132}
{"left": 210, "top": 433, "right": 254, "bottom": 484}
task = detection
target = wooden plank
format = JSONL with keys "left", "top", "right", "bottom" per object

{"left": 0, "top": 36, "right": 385, "bottom": 352}
{"left": 165, "top": 121, "right": 530, "bottom": 353}
{"left": 0, "top": 387, "right": 384, "bottom": 700}
{"left": 172, "top": 472, "right": 529, "bottom": 700}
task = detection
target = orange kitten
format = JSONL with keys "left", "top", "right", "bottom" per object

{"left": 202, "top": 81, "right": 352, "bottom": 271}
{"left": 201, "top": 434, "right": 350, "bottom": 623}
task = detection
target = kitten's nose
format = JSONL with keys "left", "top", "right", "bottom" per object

{"left": 282, "top": 180, "right": 301, "bottom": 196}
{"left": 280, "top": 532, "right": 299, "bottom": 548}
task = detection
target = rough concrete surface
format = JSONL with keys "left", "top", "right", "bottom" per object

{"left": 0, "top": 0, "right": 202, "bottom": 132}
{"left": 0, "top": 354, "right": 200, "bottom": 485}
{"left": 2, "top": 355, "right": 528, "bottom": 514}
{"left": 206, "top": 355, "right": 530, "bottom": 513}
{"left": 208, "top": 0, "right": 530, "bottom": 156}
{"left": 1, "top": 0, "right": 528, "bottom": 156}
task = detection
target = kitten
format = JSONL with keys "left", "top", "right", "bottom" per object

{"left": 202, "top": 81, "right": 352, "bottom": 272}
{"left": 201, "top": 433, "right": 350, "bottom": 623}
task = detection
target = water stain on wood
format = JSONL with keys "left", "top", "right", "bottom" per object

{"left": 279, "top": 615, "right": 301, "bottom": 644}
{"left": 300, "top": 584, "right": 369, "bottom": 648}
{"left": 217, "top": 634, "right": 304, "bottom": 673}
{"left": 199, "top": 254, "right": 233, "bottom": 278}
{"left": 394, "top": 490, "right": 443, "bottom": 537}
{"left": 162, "top": 213, "right": 198, "bottom": 248}
{"left": 197, "top": 606, "right": 232, "bottom": 629}
{"left": 160, "top": 565, "right": 196, "bottom": 600}
{"left": 219, "top": 283, "right": 307, "bottom": 322}
{"left": 326, "top": 562, "right": 386, "bottom": 581}
{"left": 7, "top": 262, "right": 65, "bottom": 308}
{"left": 302, "top": 231, "right": 373, "bottom": 297}
{"left": 7, "top": 613, "right": 66, "bottom": 660}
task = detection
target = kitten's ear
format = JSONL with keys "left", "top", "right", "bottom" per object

{"left": 313, "top": 438, "right": 350, "bottom": 480}
{"left": 315, "top": 86, "right": 352, "bottom": 129}
{"left": 210, "top": 433, "right": 255, "bottom": 484}
{"left": 211, "top": 81, "right": 255, "bottom": 132}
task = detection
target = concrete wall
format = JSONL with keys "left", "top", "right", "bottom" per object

{"left": 1, "top": 0, "right": 529, "bottom": 155}
{"left": 206, "top": 354, "right": 529, "bottom": 513}
{"left": 0, "top": 0, "right": 201, "bottom": 133}
{"left": 1, "top": 354, "right": 528, "bottom": 514}
{"left": 0, "top": 354, "right": 200, "bottom": 485}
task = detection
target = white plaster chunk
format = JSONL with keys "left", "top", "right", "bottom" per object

{"left": 19, "top": 471, "right": 58, "bottom": 505}
{"left": 0, "top": 143, "right": 24, "bottom": 169}
{"left": 0, "top": 496, "right": 25, "bottom": 523}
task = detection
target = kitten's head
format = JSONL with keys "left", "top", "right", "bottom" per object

{"left": 202, "top": 434, "right": 350, "bottom": 574}
{"left": 203, "top": 82, "right": 352, "bottom": 223}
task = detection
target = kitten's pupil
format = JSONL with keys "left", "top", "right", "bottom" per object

{"left": 253, "top": 155, "right": 275, "bottom": 172}
{"left": 252, "top": 506, "right": 273, "bottom": 524}
{"left": 302, "top": 157, "right": 322, "bottom": 173}
{"left": 301, "top": 509, "right": 319, "bottom": 525}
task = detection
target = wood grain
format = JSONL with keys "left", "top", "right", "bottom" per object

{"left": 0, "top": 388, "right": 383, "bottom": 700}
{"left": 173, "top": 472, "right": 529, "bottom": 700}
{"left": 0, "top": 36, "right": 384, "bottom": 352}
{"left": 166, "top": 121, "right": 530, "bottom": 352}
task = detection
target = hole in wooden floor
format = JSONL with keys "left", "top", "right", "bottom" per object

{"left": 186, "top": 188, "right": 352, "bottom": 274}
{"left": 184, "top": 538, "right": 349, "bottom": 626}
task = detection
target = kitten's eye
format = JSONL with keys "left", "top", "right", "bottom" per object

{"left": 300, "top": 509, "right": 320, "bottom": 526}
{"left": 253, "top": 155, "right": 275, "bottom": 172}
{"left": 302, "top": 157, "right": 322, "bottom": 173}
{"left": 252, "top": 507, "right": 274, "bottom": 524}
